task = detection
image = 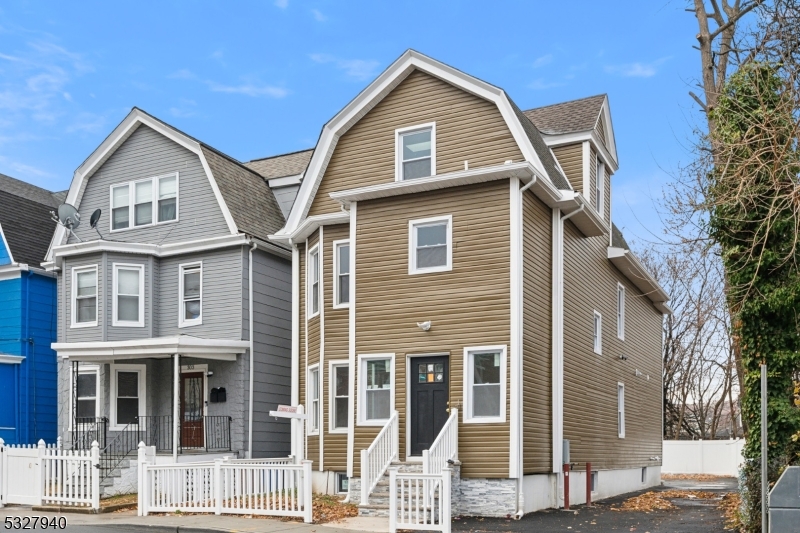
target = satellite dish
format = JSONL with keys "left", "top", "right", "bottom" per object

{"left": 89, "top": 209, "right": 104, "bottom": 239}
{"left": 50, "top": 203, "right": 83, "bottom": 242}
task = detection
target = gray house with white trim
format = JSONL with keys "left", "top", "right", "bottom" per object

{"left": 45, "top": 108, "right": 294, "bottom": 492}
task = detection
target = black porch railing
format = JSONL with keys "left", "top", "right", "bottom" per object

{"left": 72, "top": 417, "right": 108, "bottom": 450}
{"left": 99, "top": 420, "right": 140, "bottom": 481}
{"left": 137, "top": 415, "right": 233, "bottom": 453}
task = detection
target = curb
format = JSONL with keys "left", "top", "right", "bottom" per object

{"left": 31, "top": 503, "right": 136, "bottom": 514}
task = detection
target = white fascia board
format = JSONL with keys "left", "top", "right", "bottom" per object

{"left": 0, "top": 354, "right": 25, "bottom": 364}
{"left": 0, "top": 222, "right": 15, "bottom": 264}
{"left": 598, "top": 96, "right": 618, "bottom": 162}
{"left": 0, "top": 263, "right": 28, "bottom": 281}
{"left": 556, "top": 192, "right": 608, "bottom": 237}
{"left": 330, "top": 162, "right": 562, "bottom": 207}
{"left": 269, "top": 212, "right": 350, "bottom": 245}
{"left": 50, "top": 233, "right": 249, "bottom": 269}
{"left": 53, "top": 335, "right": 248, "bottom": 361}
{"left": 46, "top": 109, "right": 239, "bottom": 262}
{"left": 607, "top": 246, "right": 670, "bottom": 310}
{"left": 541, "top": 131, "right": 619, "bottom": 173}
{"left": 268, "top": 174, "right": 304, "bottom": 188}
{"left": 277, "top": 50, "right": 555, "bottom": 239}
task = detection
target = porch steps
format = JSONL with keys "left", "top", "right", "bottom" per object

{"left": 358, "top": 461, "right": 423, "bottom": 518}
{"left": 99, "top": 458, "right": 138, "bottom": 498}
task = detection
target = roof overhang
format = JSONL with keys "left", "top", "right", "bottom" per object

{"left": 274, "top": 50, "right": 561, "bottom": 241}
{"left": 44, "top": 233, "right": 250, "bottom": 271}
{"left": 541, "top": 130, "right": 619, "bottom": 173}
{"left": 607, "top": 246, "right": 671, "bottom": 314}
{"left": 52, "top": 335, "right": 249, "bottom": 362}
{"left": 270, "top": 212, "right": 350, "bottom": 245}
{"left": 0, "top": 354, "right": 25, "bottom": 364}
{"left": 268, "top": 174, "right": 303, "bottom": 188}
{"left": 557, "top": 192, "right": 608, "bottom": 238}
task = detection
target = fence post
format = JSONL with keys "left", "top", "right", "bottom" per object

{"left": 442, "top": 467, "right": 452, "bottom": 533}
{"left": 214, "top": 459, "right": 223, "bottom": 515}
{"left": 360, "top": 449, "right": 368, "bottom": 505}
{"left": 57, "top": 436, "right": 62, "bottom": 451}
{"left": 0, "top": 437, "right": 4, "bottom": 508}
{"left": 91, "top": 441, "right": 100, "bottom": 510}
{"left": 422, "top": 449, "right": 430, "bottom": 475}
{"left": 36, "top": 439, "right": 45, "bottom": 506}
{"left": 137, "top": 442, "right": 146, "bottom": 516}
{"left": 302, "top": 460, "right": 313, "bottom": 523}
{"left": 389, "top": 468, "right": 397, "bottom": 533}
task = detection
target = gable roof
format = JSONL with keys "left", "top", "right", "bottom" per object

{"left": 46, "top": 108, "right": 286, "bottom": 261}
{"left": 274, "top": 49, "right": 571, "bottom": 240}
{"left": 244, "top": 149, "right": 313, "bottom": 179}
{"left": 0, "top": 174, "right": 60, "bottom": 266}
{"left": 523, "top": 94, "right": 606, "bottom": 135}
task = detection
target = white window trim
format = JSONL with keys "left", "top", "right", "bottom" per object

{"left": 462, "top": 345, "right": 507, "bottom": 424}
{"left": 109, "top": 363, "right": 147, "bottom": 431}
{"left": 335, "top": 472, "right": 349, "bottom": 494}
{"left": 71, "top": 265, "right": 98, "bottom": 329}
{"left": 357, "top": 353, "right": 395, "bottom": 426}
{"left": 395, "top": 122, "right": 436, "bottom": 182}
{"left": 328, "top": 359, "right": 349, "bottom": 434}
{"left": 617, "top": 283, "right": 626, "bottom": 341}
{"left": 109, "top": 172, "right": 180, "bottom": 233}
{"left": 408, "top": 215, "right": 453, "bottom": 275}
{"left": 595, "top": 157, "right": 605, "bottom": 218}
{"left": 178, "top": 262, "right": 203, "bottom": 328}
{"left": 307, "top": 244, "right": 320, "bottom": 319}
{"left": 307, "top": 364, "right": 320, "bottom": 435}
{"left": 69, "top": 364, "right": 101, "bottom": 431}
{"left": 332, "top": 240, "right": 350, "bottom": 309}
{"left": 618, "top": 382, "right": 626, "bottom": 438}
{"left": 112, "top": 263, "right": 145, "bottom": 328}
{"left": 593, "top": 310, "right": 603, "bottom": 355}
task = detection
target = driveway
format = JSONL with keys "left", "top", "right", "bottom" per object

{"left": 453, "top": 477, "right": 737, "bottom": 533}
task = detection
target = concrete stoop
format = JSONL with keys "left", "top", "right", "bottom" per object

{"left": 99, "top": 458, "right": 138, "bottom": 498}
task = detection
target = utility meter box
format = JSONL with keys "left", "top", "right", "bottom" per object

{"left": 769, "top": 466, "right": 800, "bottom": 532}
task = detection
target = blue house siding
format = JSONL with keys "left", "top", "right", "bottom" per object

{"left": 0, "top": 272, "right": 58, "bottom": 444}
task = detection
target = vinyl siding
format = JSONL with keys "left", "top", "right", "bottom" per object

{"left": 305, "top": 232, "right": 321, "bottom": 470}
{"left": 562, "top": 222, "right": 663, "bottom": 470}
{"left": 105, "top": 254, "right": 151, "bottom": 342}
{"left": 589, "top": 146, "right": 597, "bottom": 214}
{"left": 298, "top": 242, "right": 307, "bottom": 461}
{"left": 595, "top": 116, "right": 607, "bottom": 146}
{"left": 604, "top": 168, "right": 611, "bottom": 227}
{"left": 521, "top": 192, "right": 552, "bottom": 474}
{"left": 272, "top": 185, "right": 300, "bottom": 219}
{"left": 321, "top": 224, "right": 350, "bottom": 471}
{"left": 63, "top": 253, "right": 104, "bottom": 343}
{"left": 552, "top": 144, "right": 583, "bottom": 193}
{"left": 307, "top": 70, "right": 524, "bottom": 217}
{"left": 67, "top": 124, "right": 230, "bottom": 245}
{"left": 353, "top": 181, "right": 512, "bottom": 479}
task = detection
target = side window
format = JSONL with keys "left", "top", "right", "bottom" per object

{"left": 359, "top": 356, "right": 393, "bottom": 424}
{"left": 72, "top": 266, "right": 98, "bottom": 327}
{"left": 111, "top": 185, "right": 130, "bottom": 230}
{"left": 179, "top": 263, "right": 202, "bottom": 327}
{"left": 75, "top": 369, "right": 98, "bottom": 423}
{"left": 331, "top": 362, "right": 349, "bottom": 431}
{"left": 134, "top": 180, "right": 153, "bottom": 226}
{"left": 409, "top": 215, "right": 452, "bottom": 274}
{"left": 113, "top": 264, "right": 144, "bottom": 327}
{"left": 593, "top": 311, "right": 602, "bottom": 355}
{"left": 618, "top": 383, "right": 626, "bottom": 438}
{"left": 617, "top": 284, "right": 626, "bottom": 340}
{"left": 334, "top": 241, "right": 350, "bottom": 307}
{"left": 464, "top": 347, "right": 506, "bottom": 423}
{"left": 157, "top": 175, "right": 178, "bottom": 222}
{"left": 308, "top": 245, "right": 320, "bottom": 317}
{"left": 308, "top": 365, "right": 320, "bottom": 434}
{"left": 397, "top": 124, "right": 435, "bottom": 181}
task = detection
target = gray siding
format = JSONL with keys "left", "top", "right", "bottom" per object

{"left": 242, "top": 248, "right": 292, "bottom": 457}
{"left": 157, "top": 248, "right": 243, "bottom": 339}
{"left": 271, "top": 185, "right": 300, "bottom": 219}
{"left": 63, "top": 253, "right": 104, "bottom": 343}
{"left": 105, "top": 253, "right": 152, "bottom": 342}
{"left": 68, "top": 124, "right": 230, "bottom": 245}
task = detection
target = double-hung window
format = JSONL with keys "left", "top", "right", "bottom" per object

{"left": 595, "top": 157, "right": 605, "bottom": 217}
{"left": 464, "top": 346, "right": 506, "bottom": 423}
{"left": 618, "top": 383, "right": 626, "bottom": 438}
{"left": 617, "top": 284, "right": 626, "bottom": 340}
{"left": 308, "top": 365, "right": 320, "bottom": 434}
{"left": 179, "top": 263, "right": 202, "bottom": 327}
{"left": 110, "top": 173, "right": 178, "bottom": 231}
{"left": 397, "top": 124, "right": 435, "bottom": 181}
{"left": 308, "top": 245, "right": 320, "bottom": 317}
{"left": 72, "top": 266, "right": 98, "bottom": 327}
{"left": 409, "top": 215, "right": 452, "bottom": 274}
{"left": 113, "top": 264, "right": 144, "bottom": 327}
{"left": 330, "top": 362, "right": 349, "bottom": 431}
{"left": 333, "top": 241, "right": 350, "bottom": 307}
{"left": 593, "top": 311, "right": 602, "bottom": 355}
{"left": 359, "top": 355, "right": 393, "bottom": 424}
{"left": 75, "top": 368, "right": 98, "bottom": 422}
{"left": 110, "top": 364, "right": 145, "bottom": 430}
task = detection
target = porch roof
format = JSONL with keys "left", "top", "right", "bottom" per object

{"left": 52, "top": 335, "right": 249, "bottom": 362}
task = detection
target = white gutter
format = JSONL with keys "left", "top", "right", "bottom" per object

{"left": 248, "top": 241, "right": 257, "bottom": 458}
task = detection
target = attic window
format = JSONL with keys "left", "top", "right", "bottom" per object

{"left": 397, "top": 123, "right": 436, "bottom": 181}
{"left": 110, "top": 173, "right": 179, "bottom": 232}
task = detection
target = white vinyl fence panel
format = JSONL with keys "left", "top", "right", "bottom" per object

{"left": 389, "top": 468, "right": 451, "bottom": 533}
{"left": 662, "top": 439, "right": 745, "bottom": 476}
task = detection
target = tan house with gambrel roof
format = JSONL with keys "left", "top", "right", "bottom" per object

{"left": 269, "top": 50, "right": 668, "bottom": 518}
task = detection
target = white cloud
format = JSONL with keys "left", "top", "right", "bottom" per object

{"left": 309, "top": 53, "right": 379, "bottom": 81}
{"left": 532, "top": 54, "right": 552, "bottom": 68}
{"left": 528, "top": 78, "right": 564, "bottom": 90}
{"left": 0, "top": 155, "right": 54, "bottom": 178}
{"left": 274, "top": 0, "right": 288, "bottom": 7}
{"left": 311, "top": 9, "right": 326, "bottom": 21}
{"left": 207, "top": 81, "right": 288, "bottom": 98}
{"left": 169, "top": 98, "right": 198, "bottom": 118}
{"left": 605, "top": 57, "right": 671, "bottom": 78}
{"left": 66, "top": 112, "right": 106, "bottom": 134}
{"left": 168, "top": 68, "right": 197, "bottom": 80}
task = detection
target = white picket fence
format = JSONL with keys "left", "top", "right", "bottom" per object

{"left": 0, "top": 438, "right": 99, "bottom": 509}
{"left": 361, "top": 410, "right": 399, "bottom": 505}
{"left": 389, "top": 468, "right": 451, "bottom": 533}
{"left": 137, "top": 443, "right": 312, "bottom": 522}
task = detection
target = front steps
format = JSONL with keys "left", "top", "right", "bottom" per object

{"left": 358, "top": 461, "right": 423, "bottom": 517}
{"left": 99, "top": 458, "right": 138, "bottom": 498}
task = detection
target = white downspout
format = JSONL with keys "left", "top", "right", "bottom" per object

{"left": 248, "top": 241, "right": 257, "bottom": 459}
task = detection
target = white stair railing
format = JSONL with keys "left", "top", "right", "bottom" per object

{"left": 360, "top": 410, "right": 399, "bottom": 505}
{"left": 423, "top": 408, "right": 458, "bottom": 475}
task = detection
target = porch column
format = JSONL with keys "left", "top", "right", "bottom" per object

{"left": 173, "top": 353, "right": 179, "bottom": 461}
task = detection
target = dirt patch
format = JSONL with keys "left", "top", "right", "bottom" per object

{"left": 612, "top": 490, "right": 721, "bottom": 512}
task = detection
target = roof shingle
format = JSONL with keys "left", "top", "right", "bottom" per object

{"left": 523, "top": 94, "right": 606, "bottom": 135}
{"left": 0, "top": 174, "right": 60, "bottom": 266}
{"left": 244, "top": 149, "right": 314, "bottom": 179}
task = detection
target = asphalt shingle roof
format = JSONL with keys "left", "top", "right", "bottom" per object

{"left": 0, "top": 172, "right": 63, "bottom": 208}
{"left": 611, "top": 223, "right": 630, "bottom": 250}
{"left": 244, "top": 149, "right": 313, "bottom": 180}
{"left": 523, "top": 94, "right": 606, "bottom": 135}
{"left": 0, "top": 174, "right": 60, "bottom": 266}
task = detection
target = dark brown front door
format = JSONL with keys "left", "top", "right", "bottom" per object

{"left": 180, "top": 372, "right": 204, "bottom": 448}
{"left": 410, "top": 356, "right": 449, "bottom": 457}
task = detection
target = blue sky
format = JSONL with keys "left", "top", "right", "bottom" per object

{"left": 0, "top": 1, "right": 705, "bottom": 242}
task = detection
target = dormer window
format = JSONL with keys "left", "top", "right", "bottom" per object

{"left": 110, "top": 173, "right": 179, "bottom": 232}
{"left": 396, "top": 123, "right": 436, "bottom": 181}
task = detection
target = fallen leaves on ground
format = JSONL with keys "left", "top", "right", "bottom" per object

{"left": 281, "top": 493, "right": 358, "bottom": 524}
{"left": 661, "top": 473, "right": 735, "bottom": 482}
{"left": 100, "top": 493, "right": 138, "bottom": 511}
{"left": 719, "top": 492, "right": 742, "bottom": 530}
{"left": 612, "top": 490, "right": 720, "bottom": 512}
